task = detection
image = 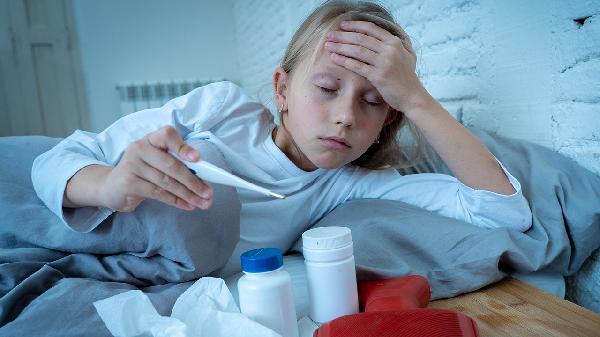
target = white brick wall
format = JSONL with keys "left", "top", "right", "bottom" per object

{"left": 232, "top": 0, "right": 600, "bottom": 312}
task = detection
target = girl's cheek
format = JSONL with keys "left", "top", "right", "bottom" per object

{"left": 306, "top": 96, "right": 329, "bottom": 116}
{"left": 309, "top": 91, "right": 328, "bottom": 105}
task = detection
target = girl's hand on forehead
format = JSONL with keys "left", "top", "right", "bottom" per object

{"left": 325, "top": 20, "right": 433, "bottom": 115}
{"left": 98, "top": 125, "right": 213, "bottom": 212}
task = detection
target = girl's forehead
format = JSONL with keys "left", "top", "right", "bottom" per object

{"left": 300, "top": 47, "right": 377, "bottom": 91}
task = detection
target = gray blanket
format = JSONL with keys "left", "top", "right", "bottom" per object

{"left": 1, "top": 129, "right": 599, "bottom": 336}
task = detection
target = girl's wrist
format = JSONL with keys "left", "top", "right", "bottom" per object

{"left": 401, "top": 90, "right": 441, "bottom": 120}
{"left": 94, "top": 166, "right": 113, "bottom": 209}
{"left": 65, "top": 164, "right": 112, "bottom": 208}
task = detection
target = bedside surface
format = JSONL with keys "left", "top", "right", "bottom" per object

{"left": 429, "top": 278, "right": 600, "bottom": 337}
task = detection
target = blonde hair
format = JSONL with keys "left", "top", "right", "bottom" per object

{"left": 280, "top": 0, "right": 424, "bottom": 169}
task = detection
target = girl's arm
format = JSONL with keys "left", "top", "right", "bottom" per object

{"left": 345, "top": 166, "right": 531, "bottom": 232}
{"left": 32, "top": 81, "right": 240, "bottom": 232}
{"left": 326, "top": 21, "right": 516, "bottom": 195}
{"left": 63, "top": 126, "right": 211, "bottom": 212}
{"left": 400, "top": 94, "right": 516, "bottom": 195}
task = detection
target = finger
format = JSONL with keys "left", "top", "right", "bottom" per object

{"left": 133, "top": 160, "right": 211, "bottom": 209}
{"left": 148, "top": 125, "right": 200, "bottom": 162}
{"left": 339, "top": 20, "right": 393, "bottom": 42}
{"left": 326, "top": 31, "right": 382, "bottom": 53}
{"left": 329, "top": 52, "right": 374, "bottom": 79}
{"left": 140, "top": 140, "right": 213, "bottom": 200}
{"left": 325, "top": 41, "right": 378, "bottom": 65}
{"left": 131, "top": 177, "right": 196, "bottom": 211}
{"left": 341, "top": 20, "right": 415, "bottom": 56}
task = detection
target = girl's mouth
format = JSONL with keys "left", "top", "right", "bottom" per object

{"left": 320, "top": 137, "right": 351, "bottom": 149}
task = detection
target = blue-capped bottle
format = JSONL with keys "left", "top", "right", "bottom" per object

{"left": 238, "top": 248, "right": 299, "bottom": 337}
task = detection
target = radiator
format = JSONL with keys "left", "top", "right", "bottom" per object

{"left": 116, "top": 79, "right": 225, "bottom": 116}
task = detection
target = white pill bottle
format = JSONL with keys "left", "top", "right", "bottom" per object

{"left": 302, "top": 226, "right": 359, "bottom": 323}
{"left": 238, "top": 248, "right": 299, "bottom": 337}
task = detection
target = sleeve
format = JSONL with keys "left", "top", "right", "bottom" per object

{"left": 345, "top": 158, "right": 533, "bottom": 232}
{"left": 31, "top": 81, "right": 241, "bottom": 232}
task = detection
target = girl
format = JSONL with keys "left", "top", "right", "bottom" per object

{"left": 32, "top": 1, "right": 531, "bottom": 276}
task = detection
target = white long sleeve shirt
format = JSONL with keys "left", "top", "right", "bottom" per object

{"left": 32, "top": 81, "right": 532, "bottom": 274}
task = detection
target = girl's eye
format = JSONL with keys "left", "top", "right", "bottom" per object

{"left": 318, "top": 86, "right": 337, "bottom": 94}
{"left": 363, "top": 98, "right": 383, "bottom": 106}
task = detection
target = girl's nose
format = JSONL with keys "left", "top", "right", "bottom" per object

{"left": 334, "top": 99, "right": 357, "bottom": 127}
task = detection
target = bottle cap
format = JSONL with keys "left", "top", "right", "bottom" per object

{"left": 240, "top": 248, "right": 283, "bottom": 273}
{"left": 302, "top": 226, "right": 352, "bottom": 250}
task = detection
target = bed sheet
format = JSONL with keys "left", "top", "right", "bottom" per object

{"left": 1, "top": 129, "right": 599, "bottom": 336}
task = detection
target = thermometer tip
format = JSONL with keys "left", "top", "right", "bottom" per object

{"left": 270, "top": 192, "right": 285, "bottom": 199}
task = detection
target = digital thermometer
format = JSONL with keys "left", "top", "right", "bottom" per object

{"left": 183, "top": 159, "right": 285, "bottom": 199}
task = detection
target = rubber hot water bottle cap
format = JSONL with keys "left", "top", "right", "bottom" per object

{"left": 313, "top": 275, "right": 480, "bottom": 337}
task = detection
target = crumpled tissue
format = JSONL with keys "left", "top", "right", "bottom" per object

{"left": 93, "top": 277, "right": 282, "bottom": 337}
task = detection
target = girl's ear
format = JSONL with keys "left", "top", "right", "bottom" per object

{"left": 383, "top": 108, "right": 398, "bottom": 126}
{"left": 273, "top": 67, "right": 288, "bottom": 110}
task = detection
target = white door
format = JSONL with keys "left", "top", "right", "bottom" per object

{"left": 0, "top": 0, "right": 88, "bottom": 137}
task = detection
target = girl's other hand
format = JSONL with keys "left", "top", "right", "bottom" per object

{"left": 324, "top": 20, "right": 434, "bottom": 116}
{"left": 99, "top": 125, "right": 213, "bottom": 212}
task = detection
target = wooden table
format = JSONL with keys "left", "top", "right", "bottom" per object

{"left": 429, "top": 278, "right": 600, "bottom": 337}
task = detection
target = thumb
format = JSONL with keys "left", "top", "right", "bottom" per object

{"left": 148, "top": 126, "right": 200, "bottom": 162}
{"left": 179, "top": 144, "right": 200, "bottom": 162}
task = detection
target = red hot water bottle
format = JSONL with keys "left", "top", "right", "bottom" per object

{"left": 313, "top": 309, "right": 480, "bottom": 337}
{"left": 314, "top": 275, "right": 480, "bottom": 337}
